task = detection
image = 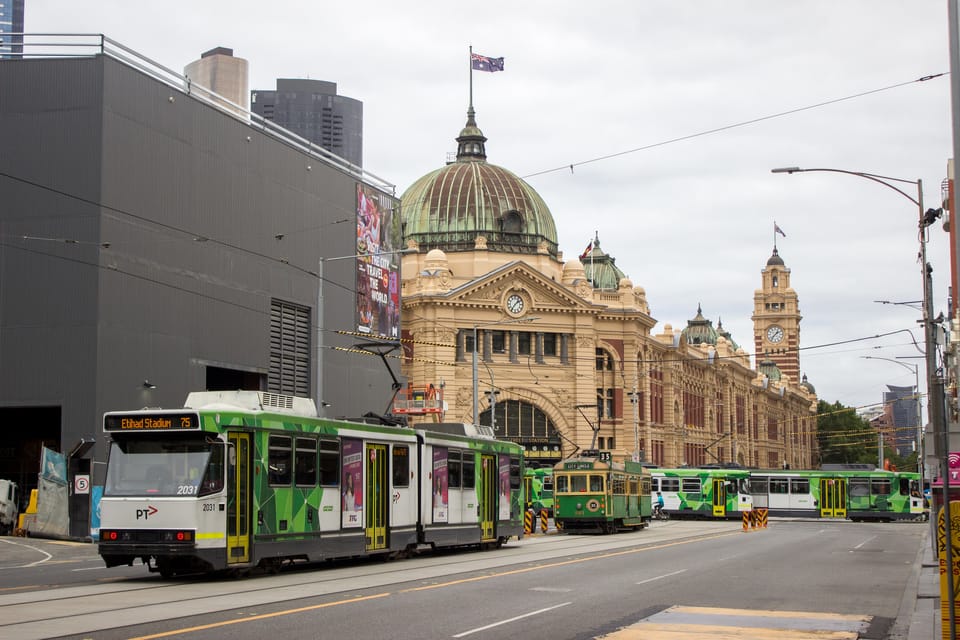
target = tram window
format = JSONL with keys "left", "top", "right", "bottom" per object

{"left": 769, "top": 478, "right": 788, "bottom": 494}
{"left": 641, "top": 478, "right": 651, "bottom": 494}
{"left": 510, "top": 456, "right": 522, "bottom": 489}
{"left": 872, "top": 478, "right": 891, "bottom": 496}
{"left": 660, "top": 478, "right": 679, "bottom": 492}
{"left": 319, "top": 439, "right": 339, "bottom": 485}
{"left": 268, "top": 436, "right": 292, "bottom": 485}
{"left": 681, "top": 478, "right": 701, "bottom": 494}
{"left": 590, "top": 475, "right": 604, "bottom": 492}
{"left": 556, "top": 474, "right": 568, "bottom": 492}
{"left": 571, "top": 475, "right": 587, "bottom": 492}
{"left": 392, "top": 445, "right": 410, "bottom": 487}
{"left": 198, "top": 444, "right": 224, "bottom": 497}
{"left": 463, "top": 455, "right": 476, "bottom": 489}
{"left": 629, "top": 478, "right": 639, "bottom": 494}
{"left": 295, "top": 438, "right": 317, "bottom": 486}
{"left": 849, "top": 478, "right": 869, "bottom": 497}
{"left": 612, "top": 474, "right": 624, "bottom": 494}
{"left": 448, "top": 451, "right": 462, "bottom": 489}
{"left": 725, "top": 481, "right": 738, "bottom": 495}
{"left": 790, "top": 478, "right": 809, "bottom": 494}
{"left": 751, "top": 476, "right": 768, "bottom": 493}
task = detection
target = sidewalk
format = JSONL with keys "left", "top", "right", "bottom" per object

{"left": 903, "top": 524, "right": 940, "bottom": 640}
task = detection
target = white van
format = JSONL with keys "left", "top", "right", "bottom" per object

{"left": 0, "top": 479, "right": 19, "bottom": 535}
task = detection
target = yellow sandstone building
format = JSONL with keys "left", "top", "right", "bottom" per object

{"left": 398, "top": 108, "right": 817, "bottom": 469}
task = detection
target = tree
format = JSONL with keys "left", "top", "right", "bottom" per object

{"left": 816, "top": 400, "right": 876, "bottom": 465}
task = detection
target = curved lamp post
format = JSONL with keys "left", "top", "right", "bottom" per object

{"left": 774, "top": 166, "right": 950, "bottom": 629}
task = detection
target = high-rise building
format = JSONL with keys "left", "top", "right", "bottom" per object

{"left": 251, "top": 78, "right": 363, "bottom": 168}
{"left": 183, "top": 47, "right": 249, "bottom": 116}
{"left": 0, "top": 0, "right": 25, "bottom": 57}
{"left": 884, "top": 384, "right": 920, "bottom": 457}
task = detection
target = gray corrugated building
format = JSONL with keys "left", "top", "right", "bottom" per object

{"left": 0, "top": 38, "right": 400, "bottom": 501}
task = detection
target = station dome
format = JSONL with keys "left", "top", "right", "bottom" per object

{"left": 401, "top": 107, "right": 558, "bottom": 257}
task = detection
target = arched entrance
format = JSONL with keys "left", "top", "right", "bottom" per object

{"left": 479, "top": 399, "right": 562, "bottom": 466}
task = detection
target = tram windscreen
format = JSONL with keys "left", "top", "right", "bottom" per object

{"left": 104, "top": 439, "right": 224, "bottom": 497}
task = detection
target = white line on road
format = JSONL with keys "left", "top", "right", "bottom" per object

{"left": 0, "top": 538, "right": 53, "bottom": 568}
{"left": 853, "top": 536, "right": 876, "bottom": 550}
{"left": 636, "top": 568, "right": 687, "bottom": 585}
{"left": 452, "top": 602, "right": 572, "bottom": 638}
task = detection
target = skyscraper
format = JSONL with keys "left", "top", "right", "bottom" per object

{"left": 251, "top": 78, "right": 363, "bottom": 168}
{"left": 0, "top": 0, "right": 25, "bottom": 57}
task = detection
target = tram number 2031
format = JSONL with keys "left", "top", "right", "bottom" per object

{"left": 176, "top": 485, "right": 198, "bottom": 496}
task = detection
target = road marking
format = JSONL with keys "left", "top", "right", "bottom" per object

{"left": 636, "top": 569, "right": 686, "bottom": 585}
{"left": 598, "top": 605, "right": 871, "bottom": 639}
{"left": 402, "top": 531, "right": 739, "bottom": 592}
{"left": 126, "top": 592, "right": 392, "bottom": 640}
{"left": 0, "top": 538, "right": 53, "bottom": 568}
{"left": 852, "top": 535, "right": 876, "bottom": 550}
{"left": 452, "top": 602, "right": 571, "bottom": 638}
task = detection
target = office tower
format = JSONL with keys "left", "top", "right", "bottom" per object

{"left": 0, "top": 0, "right": 25, "bottom": 57}
{"left": 251, "top": 78, "right": 363, "bottom": 168}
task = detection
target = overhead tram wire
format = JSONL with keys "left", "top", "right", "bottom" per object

{"left": 521, "top": 73, "right": 947, "bottom": 179}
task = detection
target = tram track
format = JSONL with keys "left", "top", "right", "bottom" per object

{"left": 0, "top": 520, "right": 740, "bottom": 639}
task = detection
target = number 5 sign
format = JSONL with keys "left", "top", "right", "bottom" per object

{"left": 74, "top": 474, "right": 90, "bottom": 494}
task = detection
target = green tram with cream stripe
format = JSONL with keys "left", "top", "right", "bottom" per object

{"left": 98, "top": 391, "right": 524, "bottom": 577}
{"left": 553, "top": 456, "right": 651, "bottom": 533}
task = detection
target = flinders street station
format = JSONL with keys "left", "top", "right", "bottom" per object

{"left": 398, "top": 106, "right": 818, "bottom": 470}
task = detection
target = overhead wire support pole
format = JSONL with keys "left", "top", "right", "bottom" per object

{"left": 773, "top": 165, "right": 952, "bottom": 635}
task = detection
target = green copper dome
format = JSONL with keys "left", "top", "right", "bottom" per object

{"left": 581, "top": 235, "right": 626, "bottom": 291}
{"left": 681, "top": 305, "right": 719, "bottom": 346}
{"left": 401, "top": 108, "right": 558, "bottom": 256}
{"left": 759, "top": 359, "right": 782, "bottom": 382}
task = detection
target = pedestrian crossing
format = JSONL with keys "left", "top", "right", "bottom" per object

{"left": 598, "top": 605, "right": 871, "bottom": 639}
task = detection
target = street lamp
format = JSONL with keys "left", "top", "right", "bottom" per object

{"left": 774, "top": 165, "right": 951, "bottom": 623}
{"left": 861, "top": 356, "right": 922, "bottom": 473}
{"left": 472, "top": 316, "right": 538, "bottom": 426}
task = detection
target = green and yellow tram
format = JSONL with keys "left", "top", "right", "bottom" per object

{"left": 553, "top": 457, "right": 650, "bottom": 533}
{"left": 749, "top": 469, "right": 924, "bottom": 521}
{"left": 523, "top": 467, "right": 554, "bottom": 516}
{"left": 650, "top": 468, "right": 752, "bottom": 519}
{"left": 98, "top": 391, "right": 525, "bottom": 577}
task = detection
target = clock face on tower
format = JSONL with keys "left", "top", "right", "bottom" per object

{"left": 506, "top": 294, "right": 525, "bottom": 315}
{"left": 766, "top": 325, "right": 784, "bottom": 343}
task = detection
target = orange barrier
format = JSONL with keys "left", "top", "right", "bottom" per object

{"left": 540, "top": 510, "right": 548, "bottom": 533}
{"left": 524, "top": 509, "right": 534, "bottom": 534}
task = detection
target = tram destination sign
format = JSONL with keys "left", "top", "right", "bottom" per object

{"left": 104, "top": 412, "right": 200, "bottom": 432}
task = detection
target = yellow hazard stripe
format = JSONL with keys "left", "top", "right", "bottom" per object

{"left": 196, "top": 532, "right": 225, "bottom": 540}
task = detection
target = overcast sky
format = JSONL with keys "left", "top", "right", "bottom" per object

{"left": 25, "top": 1, "right": 956, "bottom": 413}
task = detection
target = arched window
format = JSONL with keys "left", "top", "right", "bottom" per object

{"left": 595, "top": 348, "right": 614, "bottom": 371}
{"left": 479, "top": 399, "right": 558, "bottom": 441}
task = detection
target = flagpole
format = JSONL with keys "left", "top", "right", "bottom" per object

{"left": 773, "top": 221, "right": 778, "bottom": 250}
{"left": 469, "top": 45, "right": 474, "bottom": 110}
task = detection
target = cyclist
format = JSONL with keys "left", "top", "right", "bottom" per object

{"left": 654, "top": 491, "right": 665, "bottom": 518}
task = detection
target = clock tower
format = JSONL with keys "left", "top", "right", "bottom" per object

{"left": 752, "top": 247, "right": 801, "bottom": 382}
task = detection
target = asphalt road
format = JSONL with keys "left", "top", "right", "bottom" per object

{"left": 0, "top": 518, "right": 925, "bottom": 639}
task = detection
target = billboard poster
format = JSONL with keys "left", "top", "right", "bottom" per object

{"left": 341, "top": 439, "right": 363, "bottom": 528}
{"left": 356, "top": 183, "right": 402, "bottom": 338}
{"left": 41, "top": 447, "right": 67, "bottom": 485}
{"left": 499, "top": 454, "right": 510, "bottom": 520}
{"left": 432, "top": 447, "right": 448, "bottom": 523}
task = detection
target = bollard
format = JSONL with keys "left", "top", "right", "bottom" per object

{"left": 750, "top": 509, "right": 757, "bottom": 529}
{"left": 758, "top": 507, "right": 768, "bottom": 529}
{"left": 540, "top": 509, "right": 548, "bottom": 533}
{"left": 524, "top": 509, "right": 534, "bottom": 534}
{"left": 743, "top": 510, "right": 750, "bottom": 532}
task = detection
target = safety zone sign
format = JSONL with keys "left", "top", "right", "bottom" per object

{"left": 74, "top": 475, "right": 90, "bottom": 494}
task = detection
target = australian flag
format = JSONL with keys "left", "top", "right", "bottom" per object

{"left": 471, "top": 53, "right": 505, "bottom": 72}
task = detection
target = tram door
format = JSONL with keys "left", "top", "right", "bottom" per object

{"left": 819, "top": 477, "right": 847, "bottom": 518}
{"left": 365, "top": 443, "right": 388, "bottom": 551}
{"left": 227, "top": 433, "right": 251, "bottom": 564}
{"left": 712, "top": 478, "right": 727, "bottom": 517}
{"left": 480, "top": 455, "right": 496, "bottom": 540}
